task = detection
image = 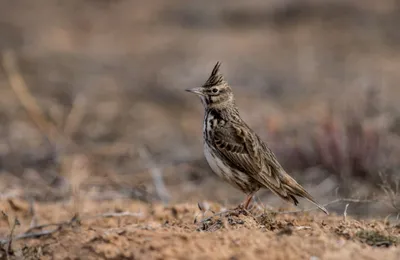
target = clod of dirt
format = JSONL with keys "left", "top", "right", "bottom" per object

{"left": 355, "top": 230, "right": 399, "bottom": 247}
{"left": 197, "top": 209, "right": 256, "bottom": 232}
{"left": 276, "top": 226, "right": 293, "bottom": 236}
{"left": 334, "top": 224, "right": 352, "bottom": 240}
{"left": 0, "top": 244, "right": 45, "bottom": 260}
{"left": 256, "top": 212, "right": 298, "bottom": 235}
{"left": 333, "top": 220, "right": 399, "bottom": 248}
{"left": 256, "top": 212, "right": 279, "bottom": 231}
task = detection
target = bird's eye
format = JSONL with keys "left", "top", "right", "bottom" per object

{"left": 211, "top": 88, "right": 219, "bottom": 93}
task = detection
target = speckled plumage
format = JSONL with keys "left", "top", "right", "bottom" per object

{"left": 186, "top": 62, "right": 328, "bottom": 214}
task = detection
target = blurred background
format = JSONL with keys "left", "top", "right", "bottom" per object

{"left": 0, "top": 0, "right": 399, "bottom": 218}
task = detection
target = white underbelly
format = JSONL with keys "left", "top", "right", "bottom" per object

{"left": 203, "top": 143, "right": 232, "bottom": 180}
{"left": 203, "top": 142, "right": 256, "bottom": 194}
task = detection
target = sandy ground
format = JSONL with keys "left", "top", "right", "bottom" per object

{"left": 0, "top": 198, "right": 398, "bottom": 260}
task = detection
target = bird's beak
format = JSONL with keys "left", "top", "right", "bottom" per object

{"left": 185, "top": 87, "right": 204, "bottom": 96}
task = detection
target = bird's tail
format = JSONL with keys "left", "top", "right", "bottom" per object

{"left": 269, "top": 173, "right": 329, "bottom": 215}
{"left": 280, "top": 174, "right": 329, "bottom": 215}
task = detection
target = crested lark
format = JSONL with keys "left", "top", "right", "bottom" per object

{"left": 186, "top": 62, "right": 328, "bottom": 214}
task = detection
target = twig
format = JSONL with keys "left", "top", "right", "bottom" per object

{"left": 88, "top": 211, "right": 144, "bottom": 219}
{"left": 11, "top": 229, "right": 59, "bottom": 241}
{"left": 1, "top": 50, "right": 136, "bottom": 158}
{"left": 1, "top": 50, "right": 63, "bottom": 144}
{"left": 0, "top": 214, "right": 80, "bottom": 245}
{"left": 138, "top": 146, "right": 170, "bottom": 204}
{"left": 343, "top": 203, "right": 349, "bottom": 222}
{"left": 24, "top": 211, "right": 143, "bottom": 232}
{"left": 1, "top": 49, "right": 103, "bottom": 182}
{"left": 199, "top": 210, "right": 233, "bottom": 224}
{"left": 379, "top": 172, "right": 400, "bottom": 212}
{"left": 29, "top": 199, "right": 37, "bottom": 229}
{"left": 0, "top": 211, "right": 143, "bottom": 244}
{"left": 6, "top": 217, "right": 20, "bottom": 256}
{"left": 24, "top": 220, "right": 72, "bottom": 234}
{"left": 1, "top": 226, "right": 63, "bottom": 245}
{"left": 63, "top": 93, "right": 87, "bottom": 137}
{"left": 27, "top": 213, "right": 80, "bottom": 234}
{"left": 295, "top": 226, "right": 311, "bottom": 231}
{"left": 275, "top": 198, "right": 377, "bottom": 214}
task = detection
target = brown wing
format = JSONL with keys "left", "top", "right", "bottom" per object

{"left": 209, "top": 118, "right": 329, "bottom": 214}
{"left": 208, "top": 119, "right": 282, "bottom": 191}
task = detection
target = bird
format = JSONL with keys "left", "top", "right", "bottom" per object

{"left": 185, "top": 62, "right": 328, "bottom": 214}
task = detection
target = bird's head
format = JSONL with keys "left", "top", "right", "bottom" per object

{"left": 186, "top": 62, "right": 235, "bottom": 108}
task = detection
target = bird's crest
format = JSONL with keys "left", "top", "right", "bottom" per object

{"left": 204, "top": 61, "right": 227, "bottom": 87}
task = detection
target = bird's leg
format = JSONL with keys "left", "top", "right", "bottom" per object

{"left": 243, "top": 193, "right": 254, "bottom": 209}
